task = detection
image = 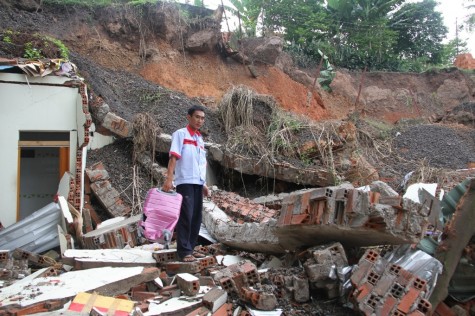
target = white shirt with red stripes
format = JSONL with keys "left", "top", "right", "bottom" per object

{"left": 170, "top": 125, "right": 207, "bottom": 186}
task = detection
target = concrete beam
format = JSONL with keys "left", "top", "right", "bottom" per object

{"left": 155, "top": 133, "right": 334, "bottom": 186}
{"left": 101, "top": 112, "right": 132, "bottom": 138}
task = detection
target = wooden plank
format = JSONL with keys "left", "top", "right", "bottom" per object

{"left": 18, "top": 140, "right": 70, "bottom": 147}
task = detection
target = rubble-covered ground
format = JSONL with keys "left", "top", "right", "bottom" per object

{"left": 1, "top": 0, "right": 475, "bottom": 315}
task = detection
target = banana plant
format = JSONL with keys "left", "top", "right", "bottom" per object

{"left": 226, "top": 0, "right": 264, "bottom": 37}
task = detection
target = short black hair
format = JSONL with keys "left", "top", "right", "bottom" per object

{"left": 188, "top": 105, "right": 206, "bottom": 116}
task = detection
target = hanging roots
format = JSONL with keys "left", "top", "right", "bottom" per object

{"left": 218, "top": 85, "right": 255, "bottom": 135}
{"left": 132, "top": 112, "right": 161, "bottom": 162}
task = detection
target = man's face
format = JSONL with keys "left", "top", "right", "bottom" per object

{"left": 187, "top": 110, "right": 205, "bottom": 131}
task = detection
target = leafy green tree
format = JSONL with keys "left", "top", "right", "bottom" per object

{"left": 193, "top": 0, "right": 204, "bottom": 6}
{"left": 227, "top": 0, "right": 264, "bottom": 36}
{"left": 264, "top": 0, "right": 329, "bottom": 44}
{"left": 465, "top": 0, "right": 475, "bottom": 31}
{"left": 326, "top": 0, "right": 403, "bottom": 69}
{"left": 390, "top": 0, "right": 447, "bottom": 63}
{"left": 438, "top": 38, "right": 468, "bottom": 66}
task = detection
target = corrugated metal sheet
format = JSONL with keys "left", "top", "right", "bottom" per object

{"left": 0, "top": 202, "right": 63, "bottom": 253}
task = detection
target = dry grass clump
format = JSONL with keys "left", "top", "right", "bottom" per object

{"left": 405, "top": 158, "right": 445, "bottom": 188}
{"left": 226, "top": 125, "right": 267, "bottom": 156}
{"left": 132, "top": 112, "right": 161, "bottom": 162}
{"left": 219, "top": 85, "right": 280, "bottom": 157}
{"left": 268, "top": 110, "right": 304, "bottom": 159}
{"left": 218, "top": 85, "right": 256, "bottom": 135}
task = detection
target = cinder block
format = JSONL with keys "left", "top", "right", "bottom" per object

{"left": 351, "top": 259, "right": 375, "bottom": 287}
{"left": 390, "top": 282, "right": 406, "bottom": 299}
{"left": 364, "top": 294, "right": 382, "bottom": 313}
{"left": 304, "top": 262, "right": 332, "bottom": 282}
{"left": 412, "top": 277, "right": 427, "bottom": 292}
{"left": 199, "top": 256, "right": 217, "bottom": 270}
{"left": 165, "top": 261, "right": 201, "bottom": 275}
{"left": 373, "top": 272, "right": 396, "bottom": 296}
{"left": 240, "top": 287, "right": 277, "bottom": 311}
{"left": 232, "top": 272, "right": 247, "bottom": 291}
{"left": 376, "top": 294, "right": 398, "bottom": 316}
{"left": 176, "top": 273, "right": 200, "bottom": 296}
{"left": 0, "top": 250, "right": 10, "bottom": 263}
{"left": 240, "top": 261, "right": 260, "bottom": 285}
{"left": 417, "top": 299, "right": 432, "bottom": 315}
{"left": 153, "top": 250, "right": 178, "bottom": 264}
{"left": 219, "top": 277, "right": 235, "bottom": 294}
{"left": 397, "top": 268, "right": 415, "bottom": 287}
{"left": 202, "top": 287, "right": 228, "bottom": 313}
{"left": 355, "top": 283, "right": 373, "bottom": 303}
{"left": 397, "top": 287, "right": 421, "bottom": 314}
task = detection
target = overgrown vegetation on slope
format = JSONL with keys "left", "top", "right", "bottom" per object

{"left": 0, "top": 31, "right": 69, "bottom": 59}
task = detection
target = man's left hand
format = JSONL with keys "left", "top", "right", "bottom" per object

{"left": 203, "top": 185, "right": 210, "bottom": 197}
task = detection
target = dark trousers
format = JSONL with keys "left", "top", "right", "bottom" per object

{"left": 175, "top": 184, "right": 203, "bottom": 259}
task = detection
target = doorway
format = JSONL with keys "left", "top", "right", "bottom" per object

{"left": 18, "top": 132, "right": 70, "bottom": 220}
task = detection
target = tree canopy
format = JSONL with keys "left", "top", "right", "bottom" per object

{"left": 230, "top": 0, "right": 455, "bottom": 71}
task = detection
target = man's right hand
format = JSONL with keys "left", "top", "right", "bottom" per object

{"left": 162, "top": 178, "right": 174, "bottom": 192}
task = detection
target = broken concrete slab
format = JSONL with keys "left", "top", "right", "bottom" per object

{"left": 251, "top": 188, "right": 314, "bottom": 209}
{"left": 145, "top": 296, "right": 203, "bottom": 316}
{"left": 275, "top": 184, "right": 429, "bottom": 249}
{"left": 86, "top": 161, "right": 131, "bottom": 218}
{"left": 136, "top": 153, "right": 167, "bottom": 184}
{"left": 0, "top": 266, "right": 159, "bottom": 310}
{"left": 204, "top": 182, "right": 429, "bottom": 253}
{"left": 211, "top": 190, "right": 279, "bottom": 224}
{"left": 207, "top": 144, "right": 335, "bottom": 187}
{"left": 153, "top": 133, "right": 335, "bottom": 187}
{"left": 202, "top": 199, "right": 285, "bottom": 254}
{"left": 62, "top": 248, "right": 157, "bottom": 269}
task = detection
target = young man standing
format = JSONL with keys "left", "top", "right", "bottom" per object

{"left": 162, "top": 105, "right": 209, "bottom": 262}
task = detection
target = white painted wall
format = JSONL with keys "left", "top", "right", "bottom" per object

{"left": 0, "top": 73, "right": 80, "bottom": 227}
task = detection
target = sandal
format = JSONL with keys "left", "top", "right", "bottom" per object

{"left": 192, "top": 251, "right": 206, "bottom": 258}
{"left": 181, "top": 255, "right": 197, "bottom": 262}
